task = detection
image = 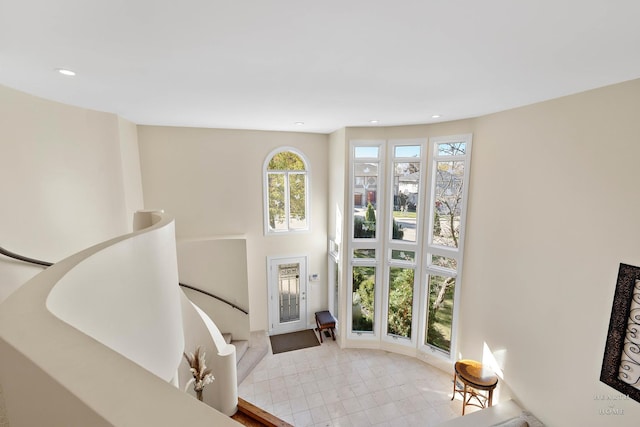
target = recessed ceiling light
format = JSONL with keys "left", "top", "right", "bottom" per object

{"left": 369, "top": 120, "right": 379, "bottom": 124}
{"left": 56, "top": 68, "right": 76, "bottom": 76}
{"left": 295, "top": 121, "right": 304, "bottom": 126}
{"left": 431, "top": 114, "right": 441, "bottom": 119}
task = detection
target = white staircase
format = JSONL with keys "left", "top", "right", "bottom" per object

{"left": 223, "top": 331, "right": 269, "bottom": 385}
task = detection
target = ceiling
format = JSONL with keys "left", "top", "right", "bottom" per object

{"left": 2, "top": 0, "right": 639, "bottom": 134}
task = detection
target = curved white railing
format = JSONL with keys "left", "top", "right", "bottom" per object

{"left": 179, "top": 294, "right": 238, "bottom": 415}
{"left": 0, "top": 211, "right": 238, "bottom": 426}
{"left": 46, "top": 211, "right": 184, "bottom": 382}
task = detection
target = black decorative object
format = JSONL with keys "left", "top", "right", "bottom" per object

{"left": 600, "top": 263, "right": 640, "bottom": 402}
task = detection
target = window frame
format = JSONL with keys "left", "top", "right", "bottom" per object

{"left": 345, "top": 135, "right": 472, "bottom": 362}
{"left": 347, "top": 140, "right": 385, "bottom": 340}
{"left": 381, "top": 139, "right": 426, "bottom": 347}
{"left": 419, "top": 134, "right": 473, "bottom": 359}
{"left": 263, "top": 147, "right": 311, "bottom": 235}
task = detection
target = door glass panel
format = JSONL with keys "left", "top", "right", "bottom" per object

{"left": 392, "top": 161, "right": 420, "bottom": 242}
{"left": 432, "top": 161, "right": 464, "bottom": 248}
{"left": 278, "top": 263, "right": 300, "bottom": 323}
{"left": 354, "top": 162, "right": 379, "bottom": 239}
{"left": 387, "top": 267, "right": 414, "bottom": 339}
{"left": 426, "top": 274, "right": 456, "bottom": 353}
{"left": 352, "top": 265, "right": 375, "bottom": 332}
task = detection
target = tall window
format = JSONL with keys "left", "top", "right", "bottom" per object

{"left": 385, "top": 142, "right": 423, "bottom": 343}
{"left": 347, "top": 135, "right": 472, "bottom": 359}
{"left": 349, "top": 142, "right": 384, "bottom": 336}
{"left": 264, "top": 148, "right": 309, "bottom": 234}
{"left": 423, "top": 135, "right": 472, "bottom": 356}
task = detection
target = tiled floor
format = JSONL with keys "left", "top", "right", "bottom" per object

{"left": 238, "top": 337, "right": 469, "bottom": 427}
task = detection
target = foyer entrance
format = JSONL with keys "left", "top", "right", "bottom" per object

{"left": 268, "top": 256, "right": 308, "bottom": 335}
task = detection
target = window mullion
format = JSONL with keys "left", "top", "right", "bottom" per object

{"left": 283, "top": 172, "right": 290, "bottom": 231}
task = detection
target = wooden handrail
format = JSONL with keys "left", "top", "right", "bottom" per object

{"left": 0, "top": 245, "right": 248, "bottom": 316}
{"left": 179, "top": 282, "right": 248, "bottom": 315}
{"left": 0, "top": 245, "right": 53, "bottom": 267}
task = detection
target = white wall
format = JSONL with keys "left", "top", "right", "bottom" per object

{"left": 118, "top": 116, "right": 145, "bottom": 226}
{"left": 177, "top": 237, "right": 250, "bottom": 340}
{"left": 138, "top": 126, "right": 329, "bottom": 331}
{"left": 461, "top": 79, "right": 640, "bottom": 426}
{"left": 0, "top": 85, "right": 144, "bottom": 302}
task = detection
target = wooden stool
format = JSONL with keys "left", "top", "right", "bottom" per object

{"left": 451, "top": 359, "right": 498, "bottom": 415}
{"left": 314, "top": 310, "right": 336, "bottom": 343}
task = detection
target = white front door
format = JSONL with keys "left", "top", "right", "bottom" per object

{"left": 268, "top": 256, "right": 308, "bottom": 335}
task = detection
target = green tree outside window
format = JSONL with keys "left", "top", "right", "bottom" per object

{"left": 266, "top": 150, "right": 308, "bottom": 232}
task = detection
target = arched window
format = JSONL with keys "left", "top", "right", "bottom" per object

{"left": 263, "top": 148, "right": 309, "bottom": 234}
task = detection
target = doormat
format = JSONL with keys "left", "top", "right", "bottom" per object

{"left": 269, "top": 329, "right": 320, "bottom": 355}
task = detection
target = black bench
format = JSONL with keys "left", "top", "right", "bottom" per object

{"left": 314, "top": 310, "right": 336, "bottom": 343}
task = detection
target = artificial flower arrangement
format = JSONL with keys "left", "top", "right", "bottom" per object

{"left": 184, "top": 346, "right": 215, "bottom": 401}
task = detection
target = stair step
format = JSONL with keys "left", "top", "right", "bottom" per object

{"left": 233, "top": 340, "right": 249, "bottom": 364}
{"left": 221, "top": 331, "right": 269, "bottom": 385}
{"left": 237, "top": 331, "right": 269, "bottom": 385}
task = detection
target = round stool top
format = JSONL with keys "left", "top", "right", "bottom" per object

{"left": 455, "top": 359, "right": 498, "bottom": 390}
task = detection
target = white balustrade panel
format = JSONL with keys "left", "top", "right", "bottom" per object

{"left": 46, "top": 215, "right": 184, "bottom": 382}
